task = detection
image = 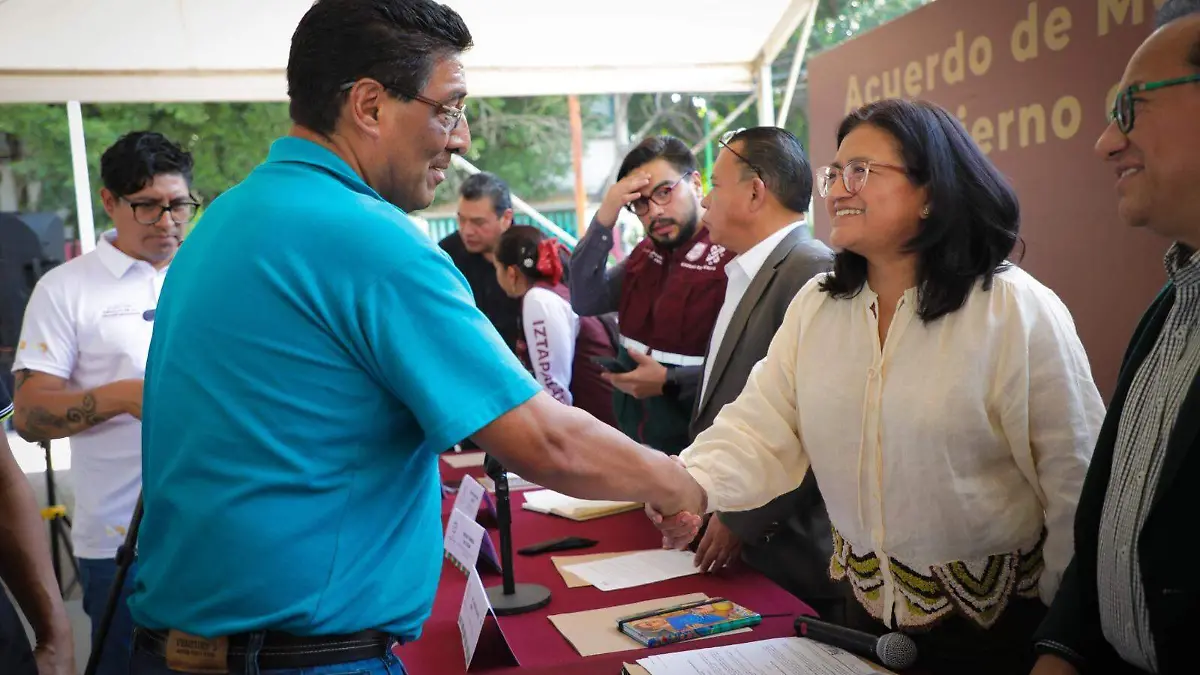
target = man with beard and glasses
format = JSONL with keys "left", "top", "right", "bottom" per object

{"left": 571, "top": 136, "right": 734, "bottom": 455}
{"left": 125, "top": 2, "right": 705, "bottom": 673}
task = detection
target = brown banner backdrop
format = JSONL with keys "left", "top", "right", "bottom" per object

{"left": 807, "top": 0, "right": 1169, "bottom": 399}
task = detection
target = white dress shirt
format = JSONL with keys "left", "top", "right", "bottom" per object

{"left": 682, "top": 265, "right": 1103, "bottom": 627}
{"left": 13, "top": 230, "right": 166, "bottom": 559}
{"left": 701, "top": 221, "right": 802, "bottom": 396}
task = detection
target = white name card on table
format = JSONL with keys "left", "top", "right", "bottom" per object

{"left": 444, "top": 508, "right": 485, "bottom": 574}
{"left": 635, "top": 636, "right": 886, "bottom": 674}
{"left": 457, "top": 566, "right": 519, "bottom": 671}
{"left": 453, "top": 474, "right": 486, "bottom": 518}
{"left": 458, "top": 566, "right": 490, "bottom": 667}
{"left": 560, "top": 549, "right": 700, "bottom": 591}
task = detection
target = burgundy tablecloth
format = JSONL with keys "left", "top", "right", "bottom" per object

{"left": 394, "top": 458, "right": 813, "bottom": 674}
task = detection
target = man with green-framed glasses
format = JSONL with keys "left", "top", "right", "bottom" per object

{"left": 1033, "top": 3, "right": 1200, "bottom": 674}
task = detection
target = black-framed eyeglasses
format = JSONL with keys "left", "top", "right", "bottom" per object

{"left": 1110, "top": 74, "right": 1200, "bottom": 134}
{"left": 718, "top": 128, "right": 763, "bottom": 181}
{"left": 120, "top": 197, "right": 199, "bottom": 225}
{"left": 339, "top": 81, "right": 466, "bottom": 132}
{"left": 815, "top": 160, "right": 909, "bottom": 198}
{"left": 625, "top": 175, "right": 689, "bottom": 216}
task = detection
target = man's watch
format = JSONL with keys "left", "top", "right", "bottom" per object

{"left": 662, "top": 369, "right": 681, "bottom": 399}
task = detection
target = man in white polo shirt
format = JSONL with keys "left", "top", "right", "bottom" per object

{"left": 11, "top": 131, "right": 195, "bottom": 675}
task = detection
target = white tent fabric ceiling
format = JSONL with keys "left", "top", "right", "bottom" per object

{"left": 0, "top": 0, "right": 813, "bottom": 103}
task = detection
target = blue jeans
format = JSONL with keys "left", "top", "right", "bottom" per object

{"left": 129, "top": 633, "right": 408, "bottom": 675}
{"left": 78, "top": 556, "right": 137, "bottom": 675}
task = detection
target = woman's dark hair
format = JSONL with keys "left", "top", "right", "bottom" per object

{"left": 819, "top": 98, "right": 1021, "bottom": 323}
{"left": 495, "top": 225, "right": 569, "bottom": 284}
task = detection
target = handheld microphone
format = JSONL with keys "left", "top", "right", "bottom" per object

{"left": 794, "top": 615, "right": 917, "bottom": 670}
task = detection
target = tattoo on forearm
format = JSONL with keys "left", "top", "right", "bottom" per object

{"left": 17, "top": 391, "right": 118, "bottom": 442}
{"left": 13, "top": 369, "right": 31, "bottom": 391}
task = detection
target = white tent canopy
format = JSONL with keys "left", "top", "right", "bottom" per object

{"left": 0, "top": 0, "right": 814, "bottom": 102}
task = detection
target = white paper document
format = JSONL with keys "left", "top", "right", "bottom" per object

{"left": 453, "top": 474, "right": 486, "bottom": 518}
{"left": 444, "top": 508, "right": 485, "bottom": 574}
{"left": 442, "top": 451, "right": 486, "bottom": 468}
{"left": 636, "top": 636, "right": 880, "bottom": 675}
{"left": 522, "top": 489, "right": 636, "bottom": 515}
{"left": 560, "top": 549, "right": 699, "bottom": 591}
{"left": 457, "top": 567, "right": 492, "bottom": 668}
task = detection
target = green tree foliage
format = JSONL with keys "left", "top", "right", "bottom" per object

{"left": 0, "top": 102, "right": 292, "bottom": 232}
{"left": 624, "top": 0, "right": 931, "bottom": 173}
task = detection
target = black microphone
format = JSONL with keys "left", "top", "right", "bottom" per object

{"left": 794, "top": 615, "right": 917, "bottom": 670}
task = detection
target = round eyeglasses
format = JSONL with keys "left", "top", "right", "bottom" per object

{"left": 626, "top": 174, "right": 688, "bottom": 216}
{"left": 815, "top": 160, "right": 908, "bottom": 198}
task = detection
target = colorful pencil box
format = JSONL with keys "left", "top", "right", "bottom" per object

{"left": 616, "top": 597, "right": 761, "bottom": 648}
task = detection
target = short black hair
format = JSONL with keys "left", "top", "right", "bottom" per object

{"left": 722, "top": 127, "right": 813, "bottom": 213}
{"left": 1156, "top": 0, "right": 1200, "bottom": 67}
{"left": 459, "top": 172, "right": 512, "bottom": 216}
{"left": 100, "top": 131, "right": 194, "bottom": 198}
{"left": 287, "top": 0, "right": 473, "bottom": 135}
{"left": 819, "top": 99, "right": 1021, "bottom": 323}
{"left": 617, "top": 136, "right": 697, "bottom": 181}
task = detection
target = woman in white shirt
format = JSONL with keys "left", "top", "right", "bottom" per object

{"left": 493, "top": 225, "right": 617, "bottom": 427}
{"left": 667, "top": 99, "right": 1105, "bottom": 674}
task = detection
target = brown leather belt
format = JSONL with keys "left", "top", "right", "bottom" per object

{"left": 133, "top": 627, "right": 395, "bottom": 669}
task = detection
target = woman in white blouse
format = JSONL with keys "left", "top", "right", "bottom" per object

{"left": 662, "top": 99, "right": 1105, "bottom": 674}
{"left": 493, "top": 225, "right": 617, "bottom": 427}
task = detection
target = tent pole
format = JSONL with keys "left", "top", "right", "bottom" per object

{"left": 67, "top": 101, "right": 96, "bottom": 253}
{"left": 756, "top": 62, "right": 775, "bottom": 127}
{"left": 778, "top": 0, "right": 820, "bottom": 127}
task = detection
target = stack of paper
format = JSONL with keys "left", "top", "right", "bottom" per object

{"left": 560, "top": 549, "right": 700, "bottom": 591}
{"left": 521, "top": 489, "right": 641, "bottom": 522}
{"left": 634, "top": 636, "right": 887, "bottom": 674}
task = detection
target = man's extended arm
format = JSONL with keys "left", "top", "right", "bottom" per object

{"left": 474, "top": 391, "right": 706, "bottom": 517}
{"left": 0, "top": 427, "right": 75, "bottom": 674}
{"left": 13, "top": 370, "right": 142, "bottom": 442}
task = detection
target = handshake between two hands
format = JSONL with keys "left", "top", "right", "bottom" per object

{"left": 643, "top": 455, "right": 706, "bottom": 551}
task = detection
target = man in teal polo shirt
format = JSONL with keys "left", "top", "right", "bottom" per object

{"left": 126, "top": 2, "right": 705, "bottom": 674}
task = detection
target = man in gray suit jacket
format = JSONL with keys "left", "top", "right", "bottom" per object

{"left": 688, "top": 127, "right": 839, "bottom": 610}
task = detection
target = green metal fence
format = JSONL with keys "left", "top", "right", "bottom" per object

{"left": 425, "top": 209, "right": 579, "bottom": 248}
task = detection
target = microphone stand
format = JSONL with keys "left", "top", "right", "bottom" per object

{"left": 483, "top": 456, "right": 551, "bottom": 615}
{"left": 84, "top": 493, "right": 143, "bottom": 675}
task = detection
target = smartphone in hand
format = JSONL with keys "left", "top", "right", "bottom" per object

{"left": 591, "top": 355, "right": 634, "bottom": 374}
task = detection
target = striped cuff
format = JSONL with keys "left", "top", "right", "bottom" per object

{"left": 1033, "top": 640, "right": 1086, "bottom": 671}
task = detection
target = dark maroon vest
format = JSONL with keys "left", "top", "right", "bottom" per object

{"left": 617, "top": 228, "right": 732, "bottom": 357}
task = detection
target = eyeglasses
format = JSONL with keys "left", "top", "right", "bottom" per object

{"left": 718, "top": 128, "right": 764, "bottom": 181}
{"left": 121, "top": 197, "right": 199, "bottom": 225}
{"left": 626, "top": 175, "right": 689, "bottom": 216}
{"left": 339, "top": 80, "right": 467, "bottom": 132}
{"left": 1109, "top": 74, "right": 1200, "bottom": 134}
{"left": 815, "top": 160, "right": 909, "bottom": 198}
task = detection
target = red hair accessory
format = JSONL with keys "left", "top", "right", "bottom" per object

{"left": 536, "top": 238, "right": 565, "bottom": 286}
